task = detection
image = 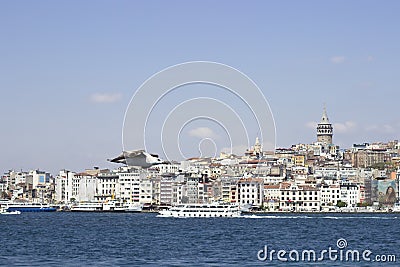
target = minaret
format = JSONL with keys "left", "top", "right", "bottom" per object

{"left": 254, "top": 137, "right": 262, "bottom": 155}
{"left": 317, "top": 105, "right": 333, "bottom": 144}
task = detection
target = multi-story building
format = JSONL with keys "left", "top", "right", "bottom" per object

{"left": 26, "top": 170, "right": 51, "bottom": 190}
{"left": 172, "top": 181, "right": 186, "bottom": 204}
{"left": 75, "top": 172, "right": 97, "bottom": 202}
{"left": 159, "top": 177, "right": 174, "bottom": 205}
{"left": 95, "top": 172, "right": 119, "bottom": 202}
{"left": 340, "top": 182, "right": 360, "bottom": 207}
{"left": 186, "top": 176, "right": 199, "bottom": 203}
{"left": 264, "top": 184, "right": 280, "bottom": 210}
{"left": 55, "top": 170, "right": 75, "bottom": 203}
{"left": 279, "top": 182, "right": 320, "bottom": 212}
{"left": 139, "top": 178, "right": 153, "bottom": 205}
{"left": 237, "top": 178, "right": 263, "bottom": 206}
{"left": 118, "top": 168, "right": 145, "bottom": 203}
{"left": 320, "top": 183, "right": 341, "bottom": 208}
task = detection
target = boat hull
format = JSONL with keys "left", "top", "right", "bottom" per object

{"left": 7, "top": 207, "right": 57, "bottom": 212}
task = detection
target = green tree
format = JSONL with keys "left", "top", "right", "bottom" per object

{"left": 336, "top": 200, "right": 347, "bottom": 208}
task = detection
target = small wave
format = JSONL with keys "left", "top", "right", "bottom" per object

{"left": 238, "top": 215, "right": 398, "bottom": 220}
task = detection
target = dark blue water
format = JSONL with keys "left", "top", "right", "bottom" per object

{"left": 0, "top": 213, "right": 398, "bottom": 266}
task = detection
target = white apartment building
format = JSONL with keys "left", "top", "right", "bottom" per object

{"left": 172, "top": 182, "right": 186, "bottom": 204}
{"left": 76, "top": 173, "right": 97, "bottom": 202}
{"left": 96, "top": 172, "right": 119, "bottom": 202}
{"left": 279, "top": 183, "right": 320, "bottom": 212}
{"left": 237, "top": 178, "right": 264, "bottom": 206}
{"left": 55, "top": 170, "right": 75, "bottom": 203}
{"left": 264, "top": 184, "right": 280, "bottom": 210}
{"left": 340, "top": 182, "right": 360, "bottom": 207}
{"left": 320, "top": 184, "right": 341, "bottom": 208}
{"left": 139, "top": 178, "right": 153, "bottom": 204}
{"left": 26, "top": 170, "right": 51, "bottom": 189}
{"left": 118, "top": 169, "right": 146, "bottom": 203}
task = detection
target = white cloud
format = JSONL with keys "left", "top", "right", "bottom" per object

{"left": 330, "top": 56, "right": 346, "bottom": 64}
{"left": 188, "top": 127, "right": 218, "bottom": 139}
{"left": 334, "top": 121, "right": 357, "bottom": 134}
{"left": 90, "top": 92, "right": 122, "bottom": 103}
{"left": 305, "top": 121, "right": 317, "bottom": 129}
{"left": 366, "top": 124, "right": 395, "bottom": 134}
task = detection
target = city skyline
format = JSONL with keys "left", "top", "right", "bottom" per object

{"left": 1, "top": 1, "right": 400, "bottom": 174}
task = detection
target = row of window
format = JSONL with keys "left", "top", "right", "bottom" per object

{"left": 282, "top": 191, "right": 318, "bottom": 195}
{"left": 281, "top": 202, "right": 318, "bottom": 206}
{"left": 281, "top": 197, "right": 318, "bottom": 201}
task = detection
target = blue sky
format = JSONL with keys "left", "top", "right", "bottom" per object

{"left": 1, "top": 1, "right": 399, "bottom": 174}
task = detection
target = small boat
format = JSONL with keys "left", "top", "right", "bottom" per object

{"left": 0, "top": 210, "right": 21, "bottom": 215}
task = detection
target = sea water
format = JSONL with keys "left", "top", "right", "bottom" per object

{"left": 0, "top": 213, "right": 398, "bottom": 266}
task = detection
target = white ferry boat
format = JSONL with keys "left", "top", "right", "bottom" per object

{"left": 158, "top": 203, "right": 241, "bottom": 218}
{"left": 124, "top": 203, "right": 143, "bottom": 212}
{"left": 70, "top": 202, "right": 103, "bottom": 212}
{"left": 102, "top": 201, "right": 143, "bottom": 212}
{"left": 102, "top": 200, "right": 127, "bottom": 212}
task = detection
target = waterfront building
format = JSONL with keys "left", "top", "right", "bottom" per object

{"left": 117, "top": 168, "right": 146, "bottom": 203}
{"left": 319, "top": 183, "right": 341, "bottom": 208}
{"left": 229, "top": 185, "right": 237, "bottom": 203}
{"left": 172, "top": 181, "right": 186, "bottom": 204}
{"left": 186, "top": 176, "right": 199, "bottom": 203}
{"left": 340, "top": 181, "right": 360, "bottom": 207}
{"left": 95, "top": 172, "right": 119, "bottom": 202}
{"left": 279, "top": 182, "right": 320, "bottom": 212}
{"left": 55, "top": 170, "right": 75, "bottom": 203}
{"left": 75, "top": 172, "right": 97, "bottom": 202}
{"left": 159, "top": 177, "right": 174, "bottom": 205}
{"left": 236, "top": 178, "right": 264, "bottom": 206}
{"left": 139, "top": 178, "right": 153, "bottom": 205}
{"left": 264, "top": 184, "right": 280, "bottom": 210}
{"left": 219, "top": 177, "right": 238, "bottom": 203}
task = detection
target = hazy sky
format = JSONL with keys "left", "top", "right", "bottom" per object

{"left": 1, "top": 1, "right": 399, "bottom": 174}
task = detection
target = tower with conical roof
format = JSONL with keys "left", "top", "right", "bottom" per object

{"left": 317, "top": 105, "right": 333, "bottom": 144}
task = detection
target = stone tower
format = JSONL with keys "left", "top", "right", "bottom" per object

{"left": 317, "top": 106, "right": 333, "bottom": 144}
